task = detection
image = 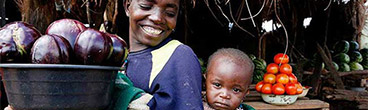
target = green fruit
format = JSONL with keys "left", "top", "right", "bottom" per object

{"left": 349, "top": 51, "right": 363, "bottom": 63}
{"left": 253, "top": 58, "right": 267, "bottom": 70}
{"left": 334, "top": 53, "right": 350, "bottom": 63}
{"left": 327, "top": 61, "right": 339, "bottom": 71}
{"left": 349, "top": 62, "right": 364, "bottom": 71}
{"left": 333, "top": 40, "right": 350, "bottom": 53}
{"left": 339, "top": 63, "right": 350, "bottom": 72}
{"left": 360, "top": 48, "right": 368, "bottom": 60}
{"left": 248, "top": 54, "right": 256, "bottom": 61}
{"left": 361, "top": 60, "right": 368, "bottom": 69}
{"left": 310, "top": 59, "right": 325, "bottom": 69}
{"left": 349, "top": 41, "right": 360, "bottom": 52}
{"left": 252, "top": 70, "right": 265, "bottom": 83}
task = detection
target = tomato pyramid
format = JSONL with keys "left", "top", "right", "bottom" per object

{"left": 255, "top": 53, "right": 303, "bottom": 95}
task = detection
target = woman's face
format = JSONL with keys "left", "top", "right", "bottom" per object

{"left": 125, "top": 0, "right": 179, "bottom": 51}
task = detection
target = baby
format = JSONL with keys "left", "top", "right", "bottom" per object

{"left": 204, "top": 48, "right": 255, "bottom": 110}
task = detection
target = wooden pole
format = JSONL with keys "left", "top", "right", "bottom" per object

{"left": 1, "top": 0, "right": 6, "bottom": 27}
{"left": 316, "top": 44, "right": 345, "bottom": 89}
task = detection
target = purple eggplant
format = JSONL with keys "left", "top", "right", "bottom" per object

{"left": 0, "top": 22, "right": 41, "bottom": 63}
{"left": 74, "top": 29, "right": 112, "bottom": 65}
{"left": 31, "top": 34, "right": 73, "bottom": 64}
{"left": 46, "top": 19, "right": 86, "bottom": 49}
{"left": 105, "top": 33, "right": 129, "bottom": 66}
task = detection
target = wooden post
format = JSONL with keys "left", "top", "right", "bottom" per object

{"left": 0, "top": 0, "right": 6, "bottom": 27}
{"left": 316, "top": 44, "right": 345, "bottom": 89}
{"left": 258, "top": 33, "right": 266, "bottom": 59}
{"left": 309, "top": 54, "right": 323, "bottom": 97}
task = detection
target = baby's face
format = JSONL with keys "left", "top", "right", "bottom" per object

{"left": 206, "top": 58, "right": 251, "bottom": 110}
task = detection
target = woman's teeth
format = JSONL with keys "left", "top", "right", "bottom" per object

{"left": 143, "top": 26, "right": 163, "bottom": 35}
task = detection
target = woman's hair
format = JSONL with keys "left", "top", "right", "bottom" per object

{"left": 206, "top": 48, "right": 254, "bottom": 80}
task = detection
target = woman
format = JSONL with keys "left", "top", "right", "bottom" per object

{"left": 120, "top": 0, "right": 203, "bottom": 109}
{"left": 4, "top": 0, "right": 203, "bottom": 109}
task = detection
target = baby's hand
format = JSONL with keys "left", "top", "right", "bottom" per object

{"left": 128, "top": 93, "right": 153, "bottom": 110}
{"left": 4, "top": 105, "right": 13, "bottom": 110}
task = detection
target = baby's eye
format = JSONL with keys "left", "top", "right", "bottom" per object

{"left": 213, "top": 83, "right": 221, "bottom": 88}
{"left": 139, "top": 4, "right": 152, "bottom": 10}
{"left": 233, "top": 88, "right": 241, "bottom": 93}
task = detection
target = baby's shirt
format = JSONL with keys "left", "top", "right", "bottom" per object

{"left": 202, "top": 101, "right": 256, "bottom": 110}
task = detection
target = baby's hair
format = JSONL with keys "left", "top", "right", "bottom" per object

{"left": 206, "top": 48, "right": 254, "bottom": 82}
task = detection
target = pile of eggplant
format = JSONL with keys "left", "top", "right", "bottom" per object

{"left": 0, "top": 19, "right": 128, "bottom": 66}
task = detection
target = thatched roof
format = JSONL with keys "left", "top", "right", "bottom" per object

{"left": 189, "top": 0, "right": 366, "bottom": 62}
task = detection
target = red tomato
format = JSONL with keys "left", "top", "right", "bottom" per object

{"left": 266, "top": 63, "right": 279, "bottom": 74}
{"left": 295, "top": 83, "right": 303, "bottom": 94}
{"left": 263, "top": 73, "right": 276, "bottom": 84}
{"left": 274, "top": 53, "right": 289, "bottom": 64}
{"left": 255, "top": 81, "right": 264, "bottom": 92}
{"left": 276, "top": 73, "right": 289, "bottom": 84}
{"left": 261, "top": 83, "right": 272, "bottom": 94}
{"left": 288, "top": 73, "right": 298, "bottom": 84}
{"left": 280, "top": 64, "right": 292, "bottom": 74}
{"left": 272, "top": 83, "right": 285, "bottom": 95}
{"left": 285, "top": 83, "right": 297, "bottom": 95}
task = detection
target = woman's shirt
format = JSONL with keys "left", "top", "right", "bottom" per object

{"left": 126, "top": 38, "right": 203, "bottom": 110}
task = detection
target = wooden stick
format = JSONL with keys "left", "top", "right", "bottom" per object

{"left": 258, "top": 33, "right": 266, "bottom": 59}
{"left": 316, "top": 44, "right": 345, "bottom": 89}
{"left": 305, "top": 70, "right": 368, "bottom": 76}
{"left": 338, "top": 70, "right": 368, "bottom": 76}
{"left": 86, "top": 1, "right": 92, "bottom": 28}
{"left": 0, "top": 0, "right": 5, "bottom": 27}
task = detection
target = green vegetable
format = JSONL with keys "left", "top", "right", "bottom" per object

{"left": 253, "top": 58, "right": 267, "bottom": 70}
{"left": 338, "top": 63, "right": 350, "bottom": 72}
{"left": 334, "top": 53, "right": 350, "bottom": 63}
{"left": 349, "top": 51, "right": 363, "bottom": 63}
{"left": 360, "top": 48, "right": 368, "bottom": 61}
{"left": 248, "top": 54, "right": 256, "bottom": 61}
{"left": 253, "top": 70, "right": 265, "bottom": 84}
{"left": 327, "top": 61, "right": 339, "bottom": 71}
{"left": 361, "top": 60, "right": 368, "bottom": 69}
{"left": 349, "top": 62, "right": 364, "bottom": 71}
{"left": 333, "top": 40, "right": 350, "bottom": 53}
{"left": 349, "top": 41, "right": 359, "bottom": 52}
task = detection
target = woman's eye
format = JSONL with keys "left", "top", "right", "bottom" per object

{"left": 139, "top": 4, "right": 152, "bottom": 10}
{"left": 166, "top": 11, "right": 176, "bottom": 17}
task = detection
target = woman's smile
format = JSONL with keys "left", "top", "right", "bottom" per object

{"left": 141, "top": 25, "right": 163, "bottom": 36}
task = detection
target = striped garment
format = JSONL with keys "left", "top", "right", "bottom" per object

{"left": 126, "top": 38, "right": 203, "bottom": 110}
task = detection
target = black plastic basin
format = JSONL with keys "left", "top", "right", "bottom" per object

{"left": 0, "top": 64, "right": 120, "bottom": 110}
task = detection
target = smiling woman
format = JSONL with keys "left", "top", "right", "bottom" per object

{"left": 111, "top": 0, "right": 204, "bottom": 109}
{"left": 125, "top": 0, "right": 179, "bottom": 51}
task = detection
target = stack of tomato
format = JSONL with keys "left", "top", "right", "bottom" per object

{"left": 255, "top": 53, "right": 303, "bottom": 95}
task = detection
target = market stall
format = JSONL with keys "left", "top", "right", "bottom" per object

{"left": 1, "top": 0, "right": 368, "bottom": 109}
